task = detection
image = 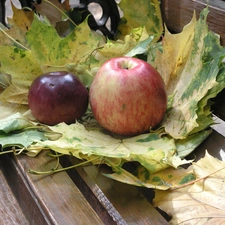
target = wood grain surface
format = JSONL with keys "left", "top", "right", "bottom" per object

{"left": 0, "top": 168, "right": 29, "bottom": 224}
{"left": 161, "top": 0, "right": 225, "bottom": 45}
{"left": 1, "top": 153, "right": 105, "bottom": 225}
{"left": 62, "top": 157, "right": 169, "bottom": 225}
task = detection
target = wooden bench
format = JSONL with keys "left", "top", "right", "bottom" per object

{"left": 1, "top": 0, "right": 225, "bottom": 224}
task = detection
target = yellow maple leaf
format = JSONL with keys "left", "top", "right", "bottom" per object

{"left": 153, "top": 151, "right": 225, "bottom": 224}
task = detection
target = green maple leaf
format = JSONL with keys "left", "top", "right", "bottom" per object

{"left": 0, "top": 4, "right": 33, "bottom": 47}
{"left": 118, "top": 0, "right": 163, "bottom": 39}
{"left": 149, "top": 8, "right": 225, "bottom": 139}
{"left": 96, "top": 26, "right": 150, "bottom": 61}
{"left": 25, "top": 17, "right": 102, "bottom": 67}
{"left": 0, "top": 113, "right": 47, "bottom": 156}
{"left": 33, "top": 122, "right": 199, "bottom": 174}
{"left": 0, "top": 130, "right": 46, "bottom": 150}
{"left": 0, "top": 16, "right": 103, "bottom": 104}
{"left": 104, "top": 163, "right": 195, "bottom": 190}
{"left": 0, "top": 46, "right": 42, "bottom": 104}
{"left": 0, "top": 112, "right": 32, "bottom": 133}
{"left": 0, "top": 1, "right": 163, "bottom": 107}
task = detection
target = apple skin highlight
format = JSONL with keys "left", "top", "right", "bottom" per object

{"left": 89, "top": 57, "right": 167, "bottom": 136}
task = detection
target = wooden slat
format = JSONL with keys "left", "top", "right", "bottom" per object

{"left": 0, "top": 167, "right": 29, "bottom": 224}
{"left": 2, "top": 152, "right": 169, "bottom": 224}
{"left": 1, "top": 153, "right": 106, "bottom": 225}
{"left": 61, "top": 157, "right": 169, "bottom": 225}
{"left": 161, "top": 0, "right": 225, "bottom": 45}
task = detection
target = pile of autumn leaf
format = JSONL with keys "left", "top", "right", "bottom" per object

{"left": 1, "top": 0, "right": 225, "bottom": 223}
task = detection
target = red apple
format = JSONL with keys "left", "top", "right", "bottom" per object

{"left": 89, "top": 57, "right": 167, "bottom": 136}
{"left": 28, "top": 71, "right": 89, "bottom": 125}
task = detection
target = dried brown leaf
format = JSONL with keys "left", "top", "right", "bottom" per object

{"left": 35, "top": 0, "right": 69, "bottom": 26}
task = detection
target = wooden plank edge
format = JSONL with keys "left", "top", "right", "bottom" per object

{"left": 61, "top": 157, "right": 170, "bottom": 225}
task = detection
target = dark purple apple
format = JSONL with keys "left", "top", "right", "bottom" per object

{"left": 89, "top": 57, "right": 167, "bottom": 136}
{"left": 28, "top": 71, "right": 89, "bottom": 125}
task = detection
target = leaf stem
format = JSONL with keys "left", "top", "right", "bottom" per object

{"left": 0, "top": 27, "right": 30, "bottom": 51}
{"left": 171, "top": 165, "right": 225, "bottom": 190}
{"left": 28, "top": 156, "right": 100, "bottom": 175}
{"left": 0, "top": 147, "right": 25, "bottom": 155}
